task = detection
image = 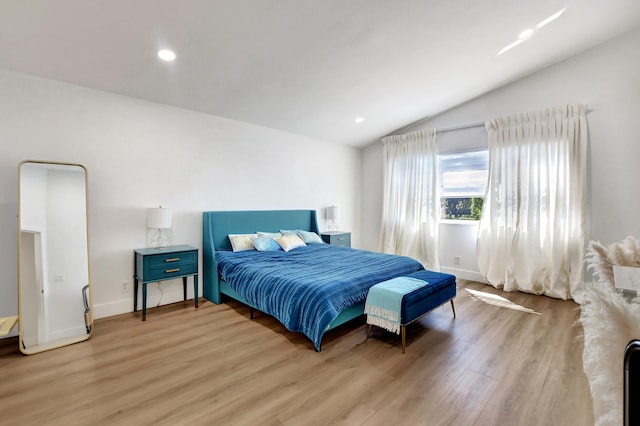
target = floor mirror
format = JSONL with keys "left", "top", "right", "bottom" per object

{"left": 18, "top": 160, "right": 93, "bottom": 354}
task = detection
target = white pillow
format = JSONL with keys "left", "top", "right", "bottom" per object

{"left": 275, "top": 234, "right": 307, "bottom": 252}
{"left": 228, "top": 234, "right": 256, "bottom": 252}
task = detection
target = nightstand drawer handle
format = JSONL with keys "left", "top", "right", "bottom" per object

{"left": 165, "top": 257, "right": 180, "bottom": 262}
{"left": 165, "top": 268, "right": 180, "bottom": 273}
{"left": 338, "top": 237, "right": 345, "bottom": 240}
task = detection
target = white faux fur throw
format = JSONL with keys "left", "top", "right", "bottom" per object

{"left": 582, "top": 237, "right": 640, "bottom": 425}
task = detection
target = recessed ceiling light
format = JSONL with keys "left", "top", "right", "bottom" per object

{"left": 518, "top": 29, "right": 534, "bottom": 40}
{"left": 157, "top": 49, "right": 176, "bottom": 61}
{"left": 354, "top": 117, "right": 364, "bottom": 123}
{"left": 497, "top": 7, "right": 566, "bottom": 56}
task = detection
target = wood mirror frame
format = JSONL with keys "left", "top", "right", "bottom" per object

{"left": 18, "top": 160, "right": 93, "bottom": 354}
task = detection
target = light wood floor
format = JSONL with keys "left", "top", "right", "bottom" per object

{"left": 0, "top": 280, "right": 593, "bottom": 426}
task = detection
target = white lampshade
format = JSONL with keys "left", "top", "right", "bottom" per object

{"left": 327, "top": 205, "right": 339, "bottom": 220}
{"left": 147, "top": 207, "right": 172, "bottom": 229}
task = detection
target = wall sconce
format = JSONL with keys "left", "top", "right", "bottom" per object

{"left": 326, "top": 205, "right": 339, "bottom": 231}
{"left": 147, "top": 206, "right": 172, "bottom": 247}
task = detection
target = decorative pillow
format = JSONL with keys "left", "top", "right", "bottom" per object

{"left": 257, "top": 231, "right": 281, "bottom": 239}
{"left": 251, "top": 236, "right": 282, "bottom": 252}
{"left": 228, "top": 234, "right": 256, "bottom": 252}
{"left": 296, "top": 230, "right": 324, "bottom": 244}
{"left": 275, "top": 234, "right": 307, "bottom": 252}
{"left": 279, "top": 229, "right": 297, "bottom": 236}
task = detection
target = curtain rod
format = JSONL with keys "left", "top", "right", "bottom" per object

{"left": 385, "top": 105, "right": 593, "bottom": 139}
{"left": 436, "top": 122, "right": 485, "bottom": 134}
{"left": 386, "top": 119, "right": 485, "bottom": 138}
{"left": 434, "top": 107, "right": 594, "bottom": 133}
{"left": 435, "top": 109, "right": 594, "bottom": 134}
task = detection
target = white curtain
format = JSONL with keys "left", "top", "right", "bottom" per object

{"left": 477, "top": 105, "right": 588, "bottom": 299}
{"left": 380, "top": 129, "right": 439, "bottom": 270}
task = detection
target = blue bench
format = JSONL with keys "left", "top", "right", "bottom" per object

{"left": 366, "top": 270, "right": 457, "bottom": 353}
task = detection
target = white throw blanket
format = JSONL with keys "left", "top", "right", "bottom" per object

{"left": 583, "top": 236, "right": 640, "bottom": 425}
{"left": 364, "top": 277, "right": 427, "bottom": 334}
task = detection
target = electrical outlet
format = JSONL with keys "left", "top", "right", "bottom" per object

{"left": 121, "top": 281, "right": 130, "bottom": 293}
{"left": 454, "top": 256, "right": 461, "bottom": 265}
{"left": 54, "top": 274, "right": 64, "bottom": 283}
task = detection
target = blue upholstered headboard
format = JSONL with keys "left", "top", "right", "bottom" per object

{"left": 202, "top": 210, "right": 320, "bottom": 303}
{"left": 202, "top": 210, "right": 319, "bottom": 250}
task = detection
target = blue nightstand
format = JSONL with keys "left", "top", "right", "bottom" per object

{"left": 321, "top": 231, "right": 351, "bottom": 248}
{"left": 133, "top": 244, "right": 199, "bottom": 321}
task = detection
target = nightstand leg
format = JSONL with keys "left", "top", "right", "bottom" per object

{"left": 133, "top": 278, "right": 138, "bottom": 312}
{"left": 183, "top": 277, "right": 187, "bottom": 302}
{"left": 142, "top": 283, "right": 147, "bottom": 321}
{"left": 194, "top": 275, "right": 199, "bottom": 308}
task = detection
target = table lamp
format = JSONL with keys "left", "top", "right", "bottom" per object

{"left": 147, "top": 206, "right": 172, "bottom": 247}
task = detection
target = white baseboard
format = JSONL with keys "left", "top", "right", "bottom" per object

{"left": 92, "top": 271, "right": 484, "bottom": 320}
{"left": 440, "top": 266, "right": 487, "bottom": 284}
{"left": 93, "top": 286, "right": 190, "bottom": 319}
{"left": 93, "top": 299, "right": 132, "bottom": 319}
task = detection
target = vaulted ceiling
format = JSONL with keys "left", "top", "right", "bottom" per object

{"left": 1, "top": 0, "right": 639, "bottom": 147}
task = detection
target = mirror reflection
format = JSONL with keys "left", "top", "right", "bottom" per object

{"left": 18, "top": 161, "right": 93, "bottom": 354}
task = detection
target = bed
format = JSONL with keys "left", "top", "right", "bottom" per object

{"left": 202, "top": 209, "right": 425, "bottom": 350}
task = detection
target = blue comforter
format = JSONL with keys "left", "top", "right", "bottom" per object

{"left": 216, "top": 244, "right": 423, "bottom": 350}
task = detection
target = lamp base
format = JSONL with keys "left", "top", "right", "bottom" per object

{"left": 148, "top": 228, "right": 169, "bottom": 248}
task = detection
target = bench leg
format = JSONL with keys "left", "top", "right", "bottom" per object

{"left": 450, "top": 300, "right": 456, "bottom": 318}
{"left": 401, "top": 325, "right": 406, "bottom": 354}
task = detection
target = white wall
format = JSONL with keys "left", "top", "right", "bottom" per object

{"left": 0, "top": 69, "right": 361, "bottom": 328}
{"left": 362, "top": 26, "right": 640, "bottom": 281}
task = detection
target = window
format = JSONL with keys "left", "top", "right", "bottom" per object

{"left": 438, "top": 149, "right": 488, "bottom": 220}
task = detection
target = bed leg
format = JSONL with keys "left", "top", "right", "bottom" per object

{"left": 450, "top": 300, "right": 456, "bottom": 318}
{"left": 401, "top": 325, "right": 406, "bottom": 354}
{"left": 367, "top": 324, "right": 372, "bottom": 339}
{"left": 250, "top": 308, "right": 254, "bottom": 320}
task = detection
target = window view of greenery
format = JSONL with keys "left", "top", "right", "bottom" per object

{"left": 441, "top": 197, "right": 483, "bottom": 220}
{"left": 439, "top": 150, "right": 488, "bottom": 221}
